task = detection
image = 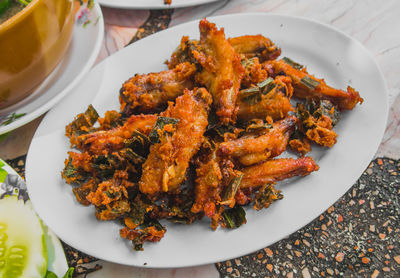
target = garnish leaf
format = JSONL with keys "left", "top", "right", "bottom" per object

{"left": 221, "top": 175, "right": 243, "bottom": 204}
{"left": 300, "top": 76, "right": 320, "bottom": 90}
{"left": 222, "top": 206, "right": 246, "bottom": 229}
{"left": 149, "top": 117, "right": 179, "bottom": 144}
{"left": 0, "top": 112, "right": 26, "bottom": 126}
{"left": 282, "top": 57, "right": 304, "bottom": 70}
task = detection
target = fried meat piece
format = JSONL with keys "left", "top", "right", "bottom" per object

{"left": 139, "top": 88, "right": 212, "bottom": 195}
{"left": 237, "top": 75, "right": 294, "bottom": 121}
{"left": 269, "top": 59, "right": 363, "bottom": 110}
{"left": 219, "top": 116, "right": 297, "bottom": 166}
{"left": 73, "top": 114, "right": 157, "bottom": 155}
{"left": 240, "top": 157, "right": 319, "bottom": 189}
{"left": 119, "top": 62, "right": 196, "bottom": 115}
{"left": 228, "top": 35, "right": 281, "bottom": 62}
{"left": 191, "top": 147, "right": 223, "bottom": 217}
{"left": 193, "top": 19, "right": 244, "bottom": 124}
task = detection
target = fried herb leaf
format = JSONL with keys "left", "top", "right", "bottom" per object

{"left": 221, "top": 175, "right": 243, "bottom": 204}
{"left": 222, "top": 206, "right": 246, "bottom": 229}
{"left": 254, "top": 184, "right": 283, "bottom": 211}
{"left": 300, "top": 76, "right": 320, "bottom": 90}
{"left": 282, "top": 57, "right": 304, "bottom": 70}
{"left": 245, "top": 119, "right": 272, "bottom": 133}
{"left": 149, "top": 117, "right": 180, "bottom": 144}
{"left": 65, "top": 105, "right": 99, "bottom": 137}
{"left": 240, "top": 78, "right": 274, "bottom": 105}
{"left": 62, "top": 159, "right": 88, "bottom": 185}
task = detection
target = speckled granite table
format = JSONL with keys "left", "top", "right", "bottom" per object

{"left": 1, "top": 0, "right": 400, "bottom": 277}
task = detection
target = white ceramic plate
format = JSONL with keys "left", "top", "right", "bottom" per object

{"left": 0, "top": 2, "right": 104, "bottom": 135}
{"left": 0, "top": 159, "right": 69, "bottom": 276}
{"left": 98, "top": 0, "right": 221, "bottom": 9}
{"left": 26, "top": 13, "right": 388, "bottom": 268}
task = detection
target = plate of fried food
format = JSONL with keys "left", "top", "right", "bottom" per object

{"left": 26, "top": 13, "right": 387, "bottom": 267}
{"left": 98, "top": 0, "right": 221, "bottom": 9}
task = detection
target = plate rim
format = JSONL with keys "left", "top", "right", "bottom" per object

{"left": 26, "top": 12, "right": 389, "bottom": 268}
{"left": 98, "top": 0, "right": 221, "bottom": 9}
{"left": 0, "top": 3, "right": 105, "bottom": 135}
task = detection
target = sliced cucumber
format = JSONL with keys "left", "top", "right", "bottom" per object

{"left": 0, "top": 196, "right": 47, "bottom": 278}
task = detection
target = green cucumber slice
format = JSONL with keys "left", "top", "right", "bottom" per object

{"left": 0, "top": 196, "right": 47, "bottom": 278}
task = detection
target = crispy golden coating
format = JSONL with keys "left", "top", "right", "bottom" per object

{"left": 240, "top": 157, "right": 319, "bottom": 189}
{"left": 304, "top": 115, "right": 337, "bottom": 147}
{"left": 219, "top": 116, "right": 297, "bottom": 166}
{"left": 289, "top": 138, "right": 312, "bottom": 156}
{"left": 139, "top": 88, "right": 212, "bottom": 195}
{"left": 167, "top": 36, "right": 201, "bottom": 69}
{"left": 241, "top": 57, "right": 270, "bottom": 89}
{"left": 269, "top": 59, "right": 363, "bottom": 110}
{"left": 72, "top": 114, "right": 157, "bottom": 155}
{"left": 228, "top": 35, "right": 281, "bottom": 62}
{"left": 237, "top": 75, "right": 294, "bottom": 121}
{"left": 193, "top": 19, "right": 244, "bottom": 124}
{"left": 191, "top": 148, "right": 223, "bottom": 217}
{"left": 119, "top": 62, "right": 196, "bottom": 115}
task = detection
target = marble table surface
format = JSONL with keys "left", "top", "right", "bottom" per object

{"left": 1, "top": 0, "right": 399, "bottom": 277}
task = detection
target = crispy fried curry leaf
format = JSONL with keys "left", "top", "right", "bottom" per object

{"left": 221, "top": 175, "right": 243, "bottom": 204}
{"left": 309, "top": 100, "right": 340, "bottom": 126}
{"left": 62, "top": 159, "right": 88, "bottom": 185}
{"left": 124, "top": 131, "right": 151, "bottom": 157}
{"left": 65, "top": 105, "right": 99, "bottom": 137}
{"left": 254, "top": 184, "right": 283, "bottom": 211}
{"left": 131, "top": 219, "right": 166, "bottom": 251}
{"left": 300, "top": 76, "right": 320, "bottom": 90}
{"left": 149, "top": 116, "right": 180, "bottom": 144}
{"left": 282, "top": 57, "right": 304, "bottom": 70}
{"left": 241, "top": 77, "right": 274, "bottom": 105}
{"left": 244, "top": 119, "right": 272, "bottom": 132}
{"left": 298, "top": 99, "right": 340, "bottom": 128}
{"left": 222, "top": 206, "right": 246, "bottom": 229}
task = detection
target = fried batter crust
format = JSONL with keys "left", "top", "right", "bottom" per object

{"left": 139, "top": 88, "right": 212, "bottom": 195}
{"left": 193, "top": 19, "right": 244, "bottom": 124}
{"left": 120, "top": 62, "right": 196, "bottom": 114}
{"left": 191, "top": 150, "right": 223, "bottom": 217}
{"left": 240, "top": 157, "right": 319, "bottom": 188}
{"left": 219, "top": 116, "right": 297, "bottom": 166}
{"left": 73, "top": 114, "right": 157, "bottom": 155}
{"left": 269, "top": 59, "right": 363, "bottom": 110}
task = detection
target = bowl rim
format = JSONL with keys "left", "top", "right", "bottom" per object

{"left": 0, "top": 0, "right": 40, "bottom": 34}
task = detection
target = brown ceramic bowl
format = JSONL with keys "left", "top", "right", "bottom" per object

{"left": 0, "top": 0, "right": 75, "bottom": 110}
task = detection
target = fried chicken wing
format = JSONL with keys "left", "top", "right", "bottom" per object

{"left": 269, "top": 59, "right": 363, "bottom": 110}
{"left": 240, "top": 157, "right": 319, "bottom": 189}
{"left": 73, "top": 114, "right": 157, "bottom": 155}
{"left": 193, "top": 19, "right": 244, "bottom": 124}
{"left": 237, "top": 75, "right": 294, "bottom": 121}
{"left": 228, "top": 35, "right": 281, "bottom": 62}
{"left": 191, "top": 147, "right": 223, "bottom": 217}
{"left": 139, "top": 88, "right": 212, "bottom": 195}
{"left": 120, "top": 62, "right": 196, "bottom": 115}
{"left": 219, "top": 116, "right": 297, "bottom": 166}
